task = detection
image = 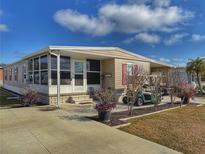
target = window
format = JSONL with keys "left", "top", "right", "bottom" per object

{"left": 40, "top": 56, "right": 48, "bottom": 70}
{"left": 127, "top": 64, "right": 133, "bottom": 84}
{"left": 28, "top": 59, "right": 33, "bottom": 71}
{"left": 4, "top": 69, "right": 7, "bottom": 80}
{"left": 87, "top": 72, "right": 100, "bottom": 84}
{"left": 9, "top": 68, "right": 12, "bottom": 80}
{"left": 122, "top": 63, "right": 139, "bottom": 85}
{"left": 75, "top": 61, "right": 84, "bottom": 86}
{"left": 87, "top": 59, "right": 100, "bottom": 84}
{"left": 41, "top": 71, "right": 48, "bottom": 85}
{"left": 22, "top": 65, "right": 26, "bottom": 83}
{"left": 40, "top": 55, "right": 48, "bottom": 85}
{"left": 28, "top": 59, "right": 33, "bottom": 83}
{"left": 61, "top": 71, "right": 71, "bottom": 85}
{"left": 34, "top": 72, "right": 39, "bottom": 84}
{"left": 87, "top": 59, "right": 100, "bottom": 71}
{"left": 14, "top": 67, "right": 18, "bottom": 81}
{"left": 34, "top": 58, "right": 40, "bottom": 84}
{"left": 34, "top": 58, "right": 39, "bottom": 70}
{"left": 60, "top": 56, "right": 70, "bottom": 70}
{"left": 127, "top": 64, "right": 133, "bottom": 76}
{"left": 51, "top": 55, "right": 71, "bottom": 85}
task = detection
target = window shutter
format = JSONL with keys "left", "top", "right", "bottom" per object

{"left": 122, "top": 64, "right": 127, "bottom": 85}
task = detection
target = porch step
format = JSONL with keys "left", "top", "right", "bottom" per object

{"left": 71, "top": 95, "right": 90, "bottom": 100}
{"left": 69, "top": 95, "right": 93, "bottom": 104}
{"left": 74, "top": 99, "right": 94, "bottom": 104}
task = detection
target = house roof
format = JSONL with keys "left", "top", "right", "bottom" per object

{"left": 6, "top": 46, "right": 173, "bottom": 68}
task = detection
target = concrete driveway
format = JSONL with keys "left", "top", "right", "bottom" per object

{"left": 0, "top": 106, "right": 180, "bottom": 154}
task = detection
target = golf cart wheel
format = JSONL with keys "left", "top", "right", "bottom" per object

{"left": 136, "top": 98, "right": 143, "bottom": 106}
{"left": 122, "top": 97, "right": 128, "bottom": 104}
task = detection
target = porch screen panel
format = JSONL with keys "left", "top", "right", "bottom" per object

{"left": 40, "top": 55, "right": 48, "bottom": 85}
{"left": 34, "top": 58, "right": 40, "bottom": 84}
{"left": 28, "top": 59, "right": 33, "bottom": 83}
{"left": 51, "top": 55, "right": 71, "bottom": 85}
{"left": 87, "top": 59, "right": 100, "bottom": 84}
{"left": 122, "top": 64, "right": 127, "bottom": 85}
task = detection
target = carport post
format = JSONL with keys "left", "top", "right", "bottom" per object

{"left": 49, "top": 51, "right": 60, "bottom": 108}
{"left": 57, "top": 54, "right": 60, "bottom": 108}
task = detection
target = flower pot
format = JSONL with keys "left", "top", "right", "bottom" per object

{"left": 98, "top": 110, "right": 111, "bottom": 122}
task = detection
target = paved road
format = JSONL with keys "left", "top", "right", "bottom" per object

{"left": 0, "top": 106, "right": 181, "bottom": 154}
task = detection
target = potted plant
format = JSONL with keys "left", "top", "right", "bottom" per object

{"left": 176, "top": 83, "right": 196, "bottom": 104}
{"left": 94, "top": 88, "right": 117, "bottom": 122}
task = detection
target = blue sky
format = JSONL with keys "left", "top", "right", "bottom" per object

{"left": 0, "top": 0, "right": 205, "bottom": 66}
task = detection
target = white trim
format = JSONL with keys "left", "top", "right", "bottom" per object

{"left": 5, "top": 46, "right": 173, "bottom": 69}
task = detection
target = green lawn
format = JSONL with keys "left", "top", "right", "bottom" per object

{"left": 119, "top": 105, "right": 205, "bottom": 154}
{"left": 0, "top": 88, "right": 21, "bottom": 107}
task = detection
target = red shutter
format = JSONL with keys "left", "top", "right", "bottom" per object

{"left": 122, "top": 64, "right": 127, "bottom": 85}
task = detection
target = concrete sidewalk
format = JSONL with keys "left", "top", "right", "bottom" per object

{"left": 0, "top": 106, "right": 180, "bottom": 154}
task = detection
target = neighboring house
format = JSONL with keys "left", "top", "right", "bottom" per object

{"left": 177, "top": 65, "right": 205, "bottom": 87}
{"left": 3, "top": 46, "right": 172, "bottom": 104}
{"left": 176, "top": 67, "right": 189, "bottom": 82}
{"left": 0, "top": 66, "right": 3, "bottom": 87}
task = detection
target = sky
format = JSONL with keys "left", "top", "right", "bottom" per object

{"left": 0, "top": 0, "right": 205, "bottom": 66}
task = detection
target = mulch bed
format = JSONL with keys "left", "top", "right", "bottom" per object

{"left": 88, "top": 102, "right": 199, "bottom": 127}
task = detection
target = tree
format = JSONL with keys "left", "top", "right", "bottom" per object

{"left": 167, "top": 68, "right": 188, "bottom": 106}
{"left": 149, "top": 75, "right": 163, "bottom": 110}
{"left": 126, "top": 67, "right": 149, "bottom": 115}
{"left": 186, "top": 57, "right": 205, "bottom": 93}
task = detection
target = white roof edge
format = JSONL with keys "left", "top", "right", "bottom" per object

{"left": 48, "top": 45, "right": 117, "bottom": 50}
{"left": 4, "top": 47, "right": 49, "bottom": 68}
{"left": 5, "top": 45, "right": 173, "bottom": 68}
{"left": 115, "top": 47, "right": 174, "bottom": 67}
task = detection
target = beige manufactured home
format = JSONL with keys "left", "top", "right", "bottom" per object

{"left": 3, "top": 46, "right": 172, "bottom": 104}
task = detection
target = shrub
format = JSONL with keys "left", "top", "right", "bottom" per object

{"left": 22, "top": 89, "right": 40, "bottom": 106}
{"left": 176, "top": 83, "right": 196, "bottom": 99}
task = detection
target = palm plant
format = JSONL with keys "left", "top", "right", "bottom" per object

{"left": 186, "top": 57, "right": 205, "bottom": 93}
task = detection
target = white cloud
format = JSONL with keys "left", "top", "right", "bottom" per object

{"left": 191, "top": 34, "right": 205, "bottom": 42}
{"left": 134, "top": 33, "right": 161, "bottom": 44}
{"left": 0, "top": 24, "right": 8, "bottom": 32}
{"left": 173, "top": 58, "right": 185, "bottom": 62}
{"left": 159, "top": 57, "right": 171, "bottom": 62}
{"left": 53, "top": 9, "right": 113, "bottom": 36}
{"left": 164, "top": 33, "right": 188, "bottom": 45}
{"left": 99, "top": 4, "right": 193, "bottom": 33}
{"left": 54, "top": 2, "right": 193, "bottom": 36}
{"left": 0, "top": 10, "right": 9, "bottom": 32}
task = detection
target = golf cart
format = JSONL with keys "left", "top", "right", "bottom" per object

{"left": 122, "top": 89, "right": 161, "bottom": 106}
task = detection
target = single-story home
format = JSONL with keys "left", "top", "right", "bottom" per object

{"left": 3, "top": 46, "right": 172, "bottom": 104}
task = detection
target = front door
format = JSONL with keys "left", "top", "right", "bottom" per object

{"left": 73, "top": 60, "right": 86, "bottom": 92}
